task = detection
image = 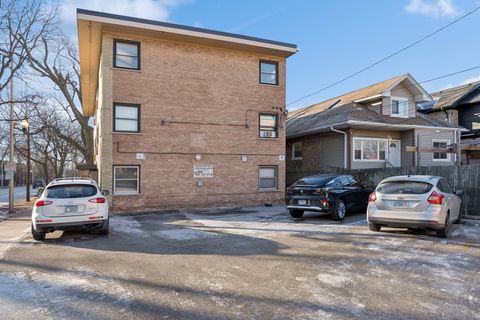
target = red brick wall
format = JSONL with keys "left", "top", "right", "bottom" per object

{"left": 107, "top": 33, "right": 287, "bottom": 213}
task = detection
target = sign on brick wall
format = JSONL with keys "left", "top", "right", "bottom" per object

{"left": 193, "top": 164, "right": 213, "bottom": 178}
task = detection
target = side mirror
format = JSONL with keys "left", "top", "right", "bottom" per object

{"left": 102, "top": 190, "right": 110, "bottom": 196}
{"left": 37, "top": 188, "right": 44, "bottom": 197}
{"left": 455, "top": 189, "right": 463, "bottom": 196}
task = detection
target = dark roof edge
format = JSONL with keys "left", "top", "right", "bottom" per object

{"left": 77, "top": 8, "right": 297, "bottom": 50}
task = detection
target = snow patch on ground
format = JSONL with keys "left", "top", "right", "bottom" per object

{"left": 316, "top": 273, "right": 350, "bottom": 288}
{"left": 0, "top": 268, "right": 134, "bottom": 318}
{"left": 155, "top": 228, "right": 218, "bottom": 240}
{"left": 110, "top": 216, "right": 148, "bottom": 237}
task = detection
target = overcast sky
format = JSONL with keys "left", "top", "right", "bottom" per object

{"left": 59, "top": 0, "right": 480, "bottom": 110}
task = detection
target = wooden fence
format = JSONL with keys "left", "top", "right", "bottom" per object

{"left": 286, "top": 164, "right": 480, "bottom": 217}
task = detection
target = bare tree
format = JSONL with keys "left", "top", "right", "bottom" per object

{"left": 0, "top": 0, "right": 57, "bottom": 98}
{"left": 20, "top": 26, "right": 94, "bottom": 164}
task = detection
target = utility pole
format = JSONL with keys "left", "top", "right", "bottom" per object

{"left": 8, "top": 57, "right": 15, "bottom": 213}
{"left": 21, "top": 119, "right": 30, "bottom": 202}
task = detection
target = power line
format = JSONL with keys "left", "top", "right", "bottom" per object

{"left": 285, "top": 5, "right": 480, "bottom": 110}
{"left": 287, "top": 64, "right": 480, "bottom": 122}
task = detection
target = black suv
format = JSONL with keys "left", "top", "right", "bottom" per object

{"left": 33, "top": 178, "right": 45, "bottom": 189}
{"left": 286, "top": 174, "right": 373, "bottom": 220}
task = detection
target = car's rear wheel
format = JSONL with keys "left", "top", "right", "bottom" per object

{"left": 31, "top": 224, "right": 46, "bottom": 241}
{"left": 331, "top": 200, "right": 346, "bottom": 221}
{"left": 289, "top": 210, "right": 304, "bottom": 218}
{"left": 98, "top": 218, "right": 109, "bottom": 235}
{"left": 436, "top": 212, "right": 450, "bottom": 238}
{"left": 368, "top": 223, "right": 381, "bottom": 232}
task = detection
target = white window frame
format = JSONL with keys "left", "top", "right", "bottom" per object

{"left": 258, "top": 166, "right": 278, "bottom": 191}
{"left": 432, "top": 139, "right": 451, "bottom": 162}
{"left": 113, "top": 165, "right": 140, "bottom": 195}
{"left": 391, "top": 97, "right": 409, "bottom": 118}
{"left": 292, "top": 141, "right": 303, "bottom": 160}
{"left": 353, "top": 137, "right": 387, "bottom": 162}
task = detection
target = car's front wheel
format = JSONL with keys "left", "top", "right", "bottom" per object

{"left": 331, "top": 200, "right": 346, "bottom": 221}
{"left": 31, "top": 224, "right": 46, "bottom": 241}
{"left": 289, "top": 210, "right": 304, "bottom": 218}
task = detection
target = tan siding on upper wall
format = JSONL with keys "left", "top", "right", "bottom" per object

{"left": 390, "top": 81, "right": 417, "bottom": 118}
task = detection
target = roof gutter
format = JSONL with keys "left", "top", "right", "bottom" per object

{"left": 330, "top": 127, "right": 347, "bottom": 169}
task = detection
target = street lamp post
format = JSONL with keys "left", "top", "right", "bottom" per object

{"left": 21, "top": 119, "right": 30, "bottom": 202}
{"left": 8, "top": 57, "right": 15, "bottom": 213}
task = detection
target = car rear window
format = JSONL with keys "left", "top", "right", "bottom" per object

{"left": 292, "top": 176, "right": 335, "bottom": 187}
{"left": 45, "top": 184, "right": 98, "bottom": 199}
{"left": 377, "top": 181, "right": 433, "bottom": 194}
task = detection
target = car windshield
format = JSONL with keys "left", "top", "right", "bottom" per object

{"left": 45, "top": 184, "right": 97, "bottom": 199}
{"left": 377, "top": 181, "right": 433, "bottom": 194}
{"left": 292, "top": 176, "right": 335, "bottom": 187}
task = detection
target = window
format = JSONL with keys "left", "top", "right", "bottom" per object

{"left": 292, "top": 142, "right": 303, "bottom": 159}
{"left": 376, "top": 181, "right": 433, "bottom": 194}
{"left": 259, "top": 114, "right": 278, "bottom": 138}
{"left": 114, "top": 40, "right": 140, "bottom": 70}
{"left": 437, "top": 179, "right": 454, "bottom": 194}
{"left": 259, "top": 60, "right": 278, "bottom": 85}
{"left": 114, "top": 166, "right": 140, "bottom": 194}
{"left": 433, "top": 140, "right": 450, "bottom": 161}
{"left": 353, "top": 138, "right": 387, "bottom": 161}
{"left": 259, "top": 166, "right": 277, "bottom": 190}
{"left": 114, "top": 104, "right": 140, "bottom": 133}
{"left": 45, "top": 184, "right": 98, "bottom": 199}
{"left": 391, "top": 98, "right": 408, "bottom": 117}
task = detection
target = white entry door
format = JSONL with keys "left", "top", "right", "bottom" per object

{"left": 388, "top": 140, "right": 401, "bottom": 167}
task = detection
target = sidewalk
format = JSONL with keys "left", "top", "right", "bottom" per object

{"left": 0, "top": 204, "right": 33, "bottom": 259}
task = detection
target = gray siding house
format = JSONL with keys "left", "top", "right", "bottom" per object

{"left": 418, "top": 81, "right": 480, "bottom": 163}
{"left": 286, "top": 74, "right": 464, "bottom": 174}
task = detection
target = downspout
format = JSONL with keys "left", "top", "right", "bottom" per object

{"left": 330, "top": 127, "right": 347, "bottom": 169}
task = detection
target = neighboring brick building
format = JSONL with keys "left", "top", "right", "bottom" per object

{"left": 77, "top": 9, "right": 297, "bottom": 212}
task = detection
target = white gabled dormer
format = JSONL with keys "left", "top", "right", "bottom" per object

{"left": 382, "top": 74, "right": 431, "bottom": 118}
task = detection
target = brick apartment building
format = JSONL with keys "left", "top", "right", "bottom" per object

{"left": 77, "top": 9, "right": 297, "bottom": 212}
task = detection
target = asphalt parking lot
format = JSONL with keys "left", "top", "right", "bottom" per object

{"left": 0, "top": 206, "right": 479, "bottom": 319}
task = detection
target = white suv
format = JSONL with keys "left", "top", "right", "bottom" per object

{"left": 31, "top": 178, "right": 110, "bottom": 241}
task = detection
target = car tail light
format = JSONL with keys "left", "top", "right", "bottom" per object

{"left": 35, "top": 200, "right": 52, "bottom": 207}
{"left": 321, "top": 199, "right": 331, "bottom": 208}
{"left": 427, "top": 191, "right": 444, "bottom": 205}
{"left": 368, "top": 192, "right": 377, "bottom": 202}
{"left": 89, "top": 197, "right": 106, "bottom": 204}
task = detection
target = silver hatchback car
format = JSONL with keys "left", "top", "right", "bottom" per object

{"left": 367, "top": 175, "right": 461, "bottom": 238}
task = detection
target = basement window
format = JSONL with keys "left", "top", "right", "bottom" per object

{"left": 114, "top": 166, "right": 140, "bottom": 195}
{"left": 114, "top": 40, "right": 140, "bottom": 70}
{"left": 259, "top": 166, "right": 278, "bottom": 190}
{"left": 259, "top": 114, "right": 278, "bottom": 138}
{"left": 259, "top": 60, "right": 278, "bottom": 85}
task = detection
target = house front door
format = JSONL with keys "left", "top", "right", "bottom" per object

{"left": 388, "top": 140, "right": 401, "bottom": 167}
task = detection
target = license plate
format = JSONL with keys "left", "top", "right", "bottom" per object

{"left": 298, "top": 200, "right": 307, "bottom": 205}
{"left": 65, "top": 205, "right": 78, "bottom": 213}
{"left": 393, "top": 201, "right": 406, "bottom": 208}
